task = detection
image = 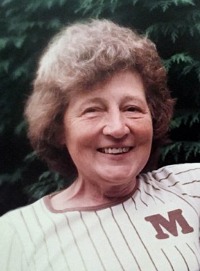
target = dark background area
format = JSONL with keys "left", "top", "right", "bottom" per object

{"left": 0, "top": 0, "right": 200, "bottom": 215}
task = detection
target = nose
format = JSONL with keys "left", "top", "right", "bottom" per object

{"left": 102, "top": 111, "right": 130, "bottom": 139}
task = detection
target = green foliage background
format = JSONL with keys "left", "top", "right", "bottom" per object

{"left": 0, "top": 0, "right": 200, "bottom": 215}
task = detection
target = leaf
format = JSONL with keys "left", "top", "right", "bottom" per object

{"left": 161, "top": 142, "right": 183, "bottom": 161}
{"left": 174, "top": 0, "right": 195, "bottom": 5}
{"left": 47, "top": 19, "right": 62, "bottom": 30}
{"left": 183, "top": 141, "right": 200, "bottom": 160}
{"left": 1, "top": 0, "right": 13, "bottom": 6}
{"left": 0, "top": 60, "right": 10, "bottom": 72}
{"left": 148, "top": 1, "right": 172, "bottom": 12}
{"left": 14, "top": 36, "right": 26, "bottom": 49}
{"left": 161, "top": 140, "right": 200, "bottom": 162}
{"left": 0, "top": 37, "right": 9, "bottom": 49}
{"left": 170, "top": 110, "right": 200, "bottom": 129}
{"left": 146, "top": 23, "right": 181, "bottom": 42}
{"left": 24, "top": 151, "right": 38, "bottom": 163}
{"left": 14, "top": 120, "right": 27, "bottom": 135}
{"left": 143, "top": 0, "right": 195, "bottom": 12}
{"left": 164, "top": 53, "right": 193, "bottom": 71}
{"left": 182, "top": 60, "right": 200, "bottom": 81}
{"left": 75, "top": 0, "right": 93, "bottom": 14}
{"left": 132, "top": 0, "right": 139, "bottom": 5}
{"left": 110, "top": 0, "right": 119, "bottom": 13}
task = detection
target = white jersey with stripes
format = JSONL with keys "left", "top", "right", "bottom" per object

{"left": 0, "top": 163, "right": 200, "bottom": 271}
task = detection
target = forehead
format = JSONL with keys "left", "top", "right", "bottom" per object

{"left": 70, "top": 70, "right": 146, "bottom": 102}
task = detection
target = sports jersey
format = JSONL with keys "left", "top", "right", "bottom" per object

{"left": 0, "top": 163, "right": 200, "bottom": 271}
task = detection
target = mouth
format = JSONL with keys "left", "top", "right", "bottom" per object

{"left": 97, "top": 147, "right": 133, "bottom": 155}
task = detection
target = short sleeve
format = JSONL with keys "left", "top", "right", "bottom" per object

{"left": 0, "top": 217, "right": 27, "bottom": 271}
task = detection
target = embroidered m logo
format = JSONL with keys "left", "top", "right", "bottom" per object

{"left": 145, "top": 209, "right": 194, "bottom": 239}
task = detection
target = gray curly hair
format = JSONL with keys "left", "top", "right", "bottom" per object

{"left": 25, "top": 19, "right": 174, "bottom": 177}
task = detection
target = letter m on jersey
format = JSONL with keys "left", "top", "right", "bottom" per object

{"left": 145, "top": 209, "right": 194, "bottom": 239}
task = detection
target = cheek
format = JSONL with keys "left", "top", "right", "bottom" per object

{"left": 138, "top": 130, "right": 153, "bottom": 151}
{"left": 145, "top": 124, "right": 153, "bottom": 139}
{"left": 65, "top": 127, "right": 91, "bottom": 153}
{"left": 134, "top": 120, "right": 153, "bottom": 141}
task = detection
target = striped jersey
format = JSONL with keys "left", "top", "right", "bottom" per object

{"left": 0, "top": 163, "right": 200, "bottom": 271}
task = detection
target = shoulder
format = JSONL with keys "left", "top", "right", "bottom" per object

{"left": 151, "top": 163, "right": 200, "bottom": 181}
{"left": 0, "top": 206, "right": 31, "bottom": 270}
{"left": 0, "top": 197, "right": 47, "bottom": 259}
{"left": 0, "top": 202, "right": 45, "bottom": 271}
{"left": 152, "top": 163, "right": 200, "bottom": 177}
{"left": 141, "top": 163, "right": 200, "bottom": 192}
{"left": 0, "top": 197, "right": 44, "bottom": 231}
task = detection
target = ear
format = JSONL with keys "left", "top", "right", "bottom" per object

{"left": 56, "top": 129, "right": 66, "bottom": 147}
{"left": 59, "top": 135, "right": 66, "bottom": 146}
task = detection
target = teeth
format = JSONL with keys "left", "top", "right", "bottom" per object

{"left": 101, "top": 147, "right": 130, "bottom": 154}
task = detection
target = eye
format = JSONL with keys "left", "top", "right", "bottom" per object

{"left": 123, "top": 105, "right": 146, "bottom": 118}
{"left": 125, "top": 106, "right": 141, "bottom": 112}
{"left": 82, "top": 106, "right": 103, "bottom": 116}
{"left": 84, "top": 107, "right": 97, "bottom": 113}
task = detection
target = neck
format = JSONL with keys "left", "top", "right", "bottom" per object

{"left": 50, "top": 176, "right": 138, "bottom": 210}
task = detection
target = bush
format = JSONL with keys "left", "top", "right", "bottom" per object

{"left": 0, "top": 0, "right": 200, "bottom": 214}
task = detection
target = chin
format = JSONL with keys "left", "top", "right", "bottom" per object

{"left": 101, "top": 168, "right": 137, "bottom": 183}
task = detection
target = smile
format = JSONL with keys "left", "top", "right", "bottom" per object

{"left": 98, "top": 147, "right": 132, "bottom": 154}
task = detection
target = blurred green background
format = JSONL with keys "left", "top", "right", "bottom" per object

{"left": 0, "top": 0, "right": 200, "bottom": 215}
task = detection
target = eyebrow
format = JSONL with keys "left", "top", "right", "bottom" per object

{"left": 121, "top": 95, "right": 146, "bottom": 104}
{"left": 78, "top": 97, "right": 106, "bottom": 108}
{"left": 77, "top": 93, "right": 148, "bottom": 111}
{"left": 81, "top": 94, "right": 145, "bottom": 103}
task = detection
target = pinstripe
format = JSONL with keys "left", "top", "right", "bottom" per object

{"left": 142, "top": 173, "right": 160, "bottom": 191}
{"left": 122, "top": 203, "right": 159, "bottom": 271}
{"left": 136, "top": 188, "right": 148, "bottom": 206}
{"left": 168, "top": 180, "right": 200, "bottom": 190}
{"left": 140, "top": 175, "right": 165, "bottom": 203}
{"left": 154, "top": 195, "right": 165, "bottom": 203}
{"left": 40, "top": 200, "right": 70, "bottom": 269}
{"left": 6, "top": 230, "right": 16, "bottom": 270}
{"left": 175, "top": 167, "right": 200, "bottom": 176}
{"left": 175, "top": 246, "right": 190, "bottom": 271}
{"left": 186, "top": 243, "right": 200, "bottom": 269}
{"left": 142, "top": 174, "right": 160, "bottom": 191}
{"left": 41, "top": 213, "right": 71, "bottom": 270}
{"left": 1, "top": 163, "right": 200, "bottom": 271}
{"left": 79, "top": 212, "right": 106, "bottom": 271}
{"left": 20, "top": 249, "right": 27, "bottom": 271}
{"left": 143, "top": 189, "right": 158, "bottom": 204}
{"left": 183, "top": 180, "right": 200, "bottom": 186}
{"left": 6, "top": 214, "right": 28, "bottom": 270}
{"left": 130, "top": 197, "right": 137, "bottom": 210}
{"left": 161, "top": 248, "right": 175, "bottom": 271}
{"left": 143, "top": 167, "right": 200, "bottom": 214}
{"left": 64, "top": 213, "right": 87, "bottom": 271}
{"left": 168, "top": 181, "right": 180, "bottom": 187}
{"left": 32, "top": 205, "right": 54, "bottom": 271}
{"left": 156, "top": 172, "right": 173, "bottom": 182}
{"left": 140, "top": 180, "right": 168, "bottom": 205}
{"left": 194, "top": 242, "right": 200, "bottom": 253}
{"left": 95, "top": 210, "right": 126, "bottom": 271}
{"left": 110, "top": 206, "right": 142, "bottom": 271}
{"left": 19, "top": 210, "right": 37, "bottom": 270}
{"left": 154, "top": 186, "right": 199, "bottom": 216}
{"left": 152, "top": 167, "right": 175, "bottom": 180}
{"left": 153, "top": 166, "right": 200, "bottom": 183}
{"left": 181, "top": 192, "right": 200, "bottom": 199}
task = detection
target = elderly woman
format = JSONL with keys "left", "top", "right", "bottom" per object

{"left": 0, "top": 19, "right": 200, "bottom": 271}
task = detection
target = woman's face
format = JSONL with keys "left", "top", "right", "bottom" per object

{"left": 62, "top": 70, "right": 153, "bottom": 187}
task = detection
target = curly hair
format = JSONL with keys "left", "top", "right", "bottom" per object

{"left": 25, "top": 19, "right": 174, "bottom": 177}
